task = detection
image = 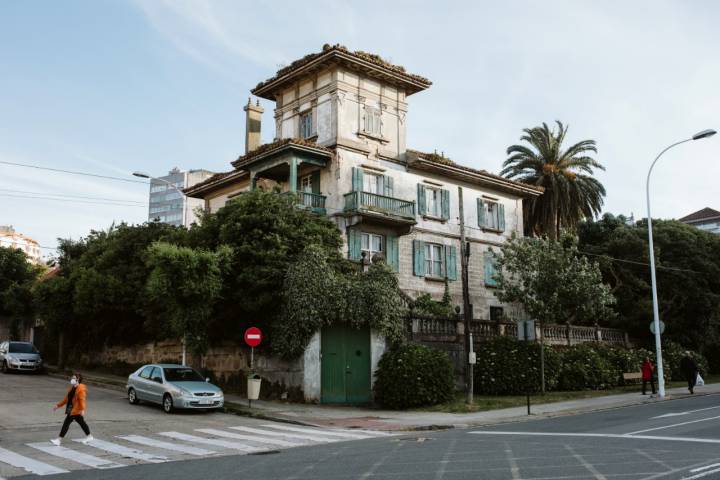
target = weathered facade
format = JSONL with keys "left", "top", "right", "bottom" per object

{"left": 185, "top": 45, "right": 543, "bottom": 403}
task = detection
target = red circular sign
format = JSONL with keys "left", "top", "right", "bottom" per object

{"left": 244, "top": 327, "right": 263, "bottom": 347}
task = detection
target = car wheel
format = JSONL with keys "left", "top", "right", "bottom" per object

{"left": 1, "top": 361, "right": 8, "bottom": 374}
{"left": 162, "top": 394, "right": 174, "bottom": 414}
{"left": 128, "top": 388, "right": 140, "bottom": 405}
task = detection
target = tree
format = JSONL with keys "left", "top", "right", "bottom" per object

{"left": 0, "top": 247, "right": 41, "bottom": 338}
{"left": 493, "top": 233, "right": 616, "bottom": 326}
{"left": 578, "top": 214, "right": 720, "bottom": 369}
{"left": 145, "top": 242, "right": 231, "bottom": 360}
{"left": 501, "top": 121, "right": 606, "bottom": 239}
{"left": 189, "top": 189, "right": 344, "bottom": 342}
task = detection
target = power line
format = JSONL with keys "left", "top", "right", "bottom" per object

{"left": 0, "top": 188, "right": 146, "bottom": 204}
{"left": 0, "top": 160, "right": 149, "bottom": 185}
{"left": 0, "top": 193, "right": 147, "bottom": 208}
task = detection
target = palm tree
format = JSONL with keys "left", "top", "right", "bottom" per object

{"left": 501, "top": 121, "right": 606, "bottom": 240}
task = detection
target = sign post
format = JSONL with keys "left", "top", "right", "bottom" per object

{"left": 244, "top": 327, "right": 263, "bottom": 408}
{"left": 517, "top": 319, "right": 536, "bottom": 415}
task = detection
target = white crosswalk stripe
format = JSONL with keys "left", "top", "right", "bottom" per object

{"left": 195, "top": 428, "right": 301, "bottom": 447}
{"left": 118, "top": 435, "right": 216, "bottom": 456}
{"left": 157, "top": 431, "right": 263, "bottom": 452}
{"left": 74, "top": 438, "right": 168, "bottom": 463}
{"left": 229, "top": 426, "right": 342, "bottom": 443}
{"left": 259, "top": 424, "right": 374, "bottom": 439}
{"left": 0, "top": 446, "right": 68, "bottom": 476}
{"left": 27, "top": 443, "right": 124, "bottom": 470}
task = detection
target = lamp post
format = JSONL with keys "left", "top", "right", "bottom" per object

{"left": 646, "top": 129, "right": 716, "bottom": 398}
{"left": 132, "top": 171, "right": 188, "bottom": 228}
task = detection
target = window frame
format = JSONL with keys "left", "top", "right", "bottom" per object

{"left": 423, "top": 242, "right": 445, "bottom": 278}
{"left": 299, "top": 110, "right": 314, "bottom": 139}
{"left": 363, "top": 106, "right": 382, "bottom": 136}
{"left": 425, "top": 187, "right": 442, "bottom": 218}
{"left": 484, "top": 200, "right": 500, "bottom": 230}
{"left": 361, "top": 232, "right": 384, "bottom": 262}
{"left": 362, "top": 172, "right": 383, "bottom": 195}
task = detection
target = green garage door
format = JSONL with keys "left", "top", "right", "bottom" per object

{"left": 321, "top": 324, "right": 371, "bottom": 404}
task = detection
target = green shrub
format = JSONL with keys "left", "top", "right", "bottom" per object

{"left": 606, "top": 346, "right": 652, "bottom": 386}
{"left": 374, "top": 343, "right": 454, "bottom": 409}
{"left": 557, "top": 343, "right": 618, "bottom": 391}
{"left": 653, "top": 340, "right": 709, "bottom": 381}
{"left": 473, "top": 337, "right": 561, "bottom": 395}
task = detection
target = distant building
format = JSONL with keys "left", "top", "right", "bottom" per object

{"left": 147, "top": 168, "right": 215, "bottom": 227}
{"left": 0, "top": 226, "right": 42, "bottom": 264}
{"left": 678, "top": 207, "right": 720, "bottom": 234}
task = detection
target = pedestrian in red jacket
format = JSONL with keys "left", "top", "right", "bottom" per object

{"left": 641, "top": 357, "right": 656, "bottom": 395}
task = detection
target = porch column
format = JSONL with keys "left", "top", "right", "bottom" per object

{"left": 250, "top": 172, "right": 257, "bottom": 190}
{"left": 288, "top": 157, "right": 298, "bottom": 193}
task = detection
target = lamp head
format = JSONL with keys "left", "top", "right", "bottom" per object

{"left": 132, "top": 171, "right": 151, "bottom": 179}
{"left": 692, "top": 129, "right": 717, "bottom": 140}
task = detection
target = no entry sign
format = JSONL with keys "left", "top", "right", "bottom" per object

{"left": 244, "top": 327, "right": 263, "bottom": 347}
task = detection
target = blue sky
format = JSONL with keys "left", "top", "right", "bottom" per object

{"left": 2, "top": 0, "right": 719, "bottom": 257}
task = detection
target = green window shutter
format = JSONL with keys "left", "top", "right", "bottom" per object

{"left": 352, "top": 167, "right": 363, "bottom": 192}
{"left": 417, "top": 184, "right": 426, "bottom": 215}
{"left": 484, "top": 250, "right": 497, "bottom": 287}
{"left": 445, "top": 245, "right": 458, "bottom": 281}
{"left": 387, "top": 234, "right": 399, "bottom": 272}
{"left": 441, "top": 189, "right": 450, "bottom": 220}
{"left": 498, "top": 203, "right": 505, "bottom": 231}
{"left": 477, "top": 198, "right": 486, "bottom": 227}
{"left": 383, "top": 175, "right": 394, "bottom": 197}
{"left": 413, "top": 240, "right": 425, "bottom": 277}
{"left": 348, "top": 229, "right": 362, "bottom": 261}
{"left": 311, "top": 170, "right": 321, "bottom": 194}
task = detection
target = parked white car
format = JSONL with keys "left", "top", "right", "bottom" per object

{"left": 0, "top": 341, "right": 43, "bottom": 373}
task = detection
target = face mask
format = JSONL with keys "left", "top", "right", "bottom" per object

{"left": 70, "top": 378, "right": 77, "bottom": 386}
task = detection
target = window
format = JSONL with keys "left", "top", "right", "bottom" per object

{"left": 484, "top": 250, "right": 498, "bottom": 287}
{"left": 490, "top": 306, "right": 504, "bottom": 322}
{"left": 485, "top": 201, "right": 500, "bottom": 230}
{"left": 163, "top": 367, "right": 204, "bottom": 382}
{"left": 299, "top": 174, "right": 313, "bottom": 193}
{"left": 361, "top": 232, "right": 383, "bottom": 262}
{"left": 424, "top": 243, "right": 445, "bottom": 277}
{"left": 139, "top": 366, "right": 154, "bottom": 379}
{"left": 362, "top": 172, "right": 383, "bottom": 194}
{"left": 299, "top": 111, "right": 313, "bottom": 139}
{"left": 426, "top": 187, "right": 442, "bottom": 217}
{"left": 363, "top": 107, "right": 381, "bottom": 136}
{"left": 478, "top": 198, "right": 505, "bottom": 231}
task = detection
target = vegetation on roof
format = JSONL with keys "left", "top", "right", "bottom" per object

{"left": 232, "top": 138, "right": 331, "bottom": 166}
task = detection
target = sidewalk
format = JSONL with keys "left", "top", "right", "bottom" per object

{"left": 46, "top": 366, "right": 720, "bottom": 432}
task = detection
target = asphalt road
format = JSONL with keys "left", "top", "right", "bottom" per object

{"left": 3, "top": 372, "right": 720, "bottom": 479}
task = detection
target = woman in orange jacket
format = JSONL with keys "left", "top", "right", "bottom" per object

{"left": 51, "top": 373, "right": 93, "bottom": 445}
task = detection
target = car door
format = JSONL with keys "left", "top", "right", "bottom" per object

{"left": 146, "top": 367, "right": 165, "bottom": 404}
{"left": 134, "top": 366, "right": 154, "bottom": 401}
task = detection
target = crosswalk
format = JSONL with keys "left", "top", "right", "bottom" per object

{"left": 0, "top": 423, "right": 393, "bottom": 477}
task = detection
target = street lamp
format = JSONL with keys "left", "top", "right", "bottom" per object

{"left": 646, "top": 129, "right": 716, "bottom": 398}
{"left": 133, "top": 171, "right": 188, "bottom": 228}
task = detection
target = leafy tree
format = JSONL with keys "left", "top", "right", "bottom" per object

{"left": 145, "top": 242, "right": 231, "bottom": 357}
{"left": 501, "top": 121, "right": 606, "bottom": 239}
{"left": 0, "top": 246, "right": 41, "bottom": 337}
{"left": 578, "top": 214, "right": 720, "bottom": 370}
{"left": 189, "top": 189, "right": 344, "bottom": 342}
{"left": 493, "top": 233, "right": 616, "bottom": 325}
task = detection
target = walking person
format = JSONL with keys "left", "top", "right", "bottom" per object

{"left": 679, "top": 351, "right": 699, "bottom": 394}
{"left": 641, "top": 357, "right": 656, "bottom": 395}
{"left": 51, "top": 373, "right": 93, "bottom": 445}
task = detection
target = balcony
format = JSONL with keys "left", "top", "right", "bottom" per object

{"left": 343, "top": 191, "right": 416, "bottom": 233}
{"left": 284, "top": 191, "right": 327, "bottom": 215}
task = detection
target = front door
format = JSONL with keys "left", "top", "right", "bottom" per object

{"left": 321, "top": 325, "right": 371, "bottom": 404}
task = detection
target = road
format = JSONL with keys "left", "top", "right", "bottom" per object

{"left": 2, "top": 373, "right": 720, "bottom": 479}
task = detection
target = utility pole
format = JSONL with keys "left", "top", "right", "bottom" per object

{"left": 458, "top": 186, "right": 473, "bottom": 404}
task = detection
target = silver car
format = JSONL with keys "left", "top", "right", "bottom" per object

{"left": 126, "top": 364, "right": 224, "bottom": 413}
{"left": 0, "top": 341, "right": 43, "bottom": 373}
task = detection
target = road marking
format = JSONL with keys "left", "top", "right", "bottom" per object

{"left": 195, "top": 428, "right": 300, "bottom": 447}
{"left": 691, "top": 463, "right": 720, "bottom": 473}
{"left": 230, "top": 426, "right": 339, "bottom": 443}
{"left": 652, "top": 406, "right": 720, "bottom": 419}
{"left": 73, "top": 438, "right": 167, "bottom": 463}
{"left": 682, "top": 467, "right": 720, "bottom": 479}
{"left": 118, "top": 435, "right": 216, "bottom": 456}
{"left": 565, "top": 444, "right": 607, "bottom": 480}
{"left": 27, "top": 443, "right": 124, "bottom": 469}
{"left": 503, "top": 442, "right": 520, "bottom": 480}
{"left": 157, "top": 431, "right": 262, "bottom": 452}
{"left": 259, "top": 424, "right": 373, "bottom": 439}
{"left": 0, "top": 446, "right": 68, "bottom": 476}
{"left": 626, "top": 415, "right": 720, "bottom": 435}
{"left": 635, "top": 448, "right": 672, "bottom": 471}
{"left": 469, "top": 431, "right": 720, "bottom": 444}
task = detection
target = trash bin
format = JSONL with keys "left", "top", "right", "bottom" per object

{"left": 247, "top": 374, "right": 261, "bottom": 400}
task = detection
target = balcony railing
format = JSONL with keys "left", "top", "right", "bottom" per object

{"left": 343, "top": 191, "right": 416, "bottom": 220}
{"left": 283, "top": 191, "right": 326, "bottom": 214}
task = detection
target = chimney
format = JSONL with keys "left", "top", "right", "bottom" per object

{"left": 244, "top": 98, "right": 264, "bottom": 154}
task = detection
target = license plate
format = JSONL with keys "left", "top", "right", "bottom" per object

{"left": 200, "top": 399, "right": 213, "bottom": 405}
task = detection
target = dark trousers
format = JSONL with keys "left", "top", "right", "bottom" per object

{"left": 59, "top": 415, "right": 90, "bottom": 437}
{"left": 687, "top": 373, "right": 697, "bottom": 393}
{"left": 642, "top": 378, "right": 656, "bottom": 395}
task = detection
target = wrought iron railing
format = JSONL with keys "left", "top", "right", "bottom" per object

{"left": 283, "top": 191, "right": 326, "bottom": 214}
{"left": 343, "top": 191, "right": 415, "bottom": 220}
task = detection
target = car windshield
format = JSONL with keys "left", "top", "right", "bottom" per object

{"left": 163, "top": 367, "right": 205, "bottom": 382}
{"left": 9, "top": 342, "right": 38, "bottom": 354}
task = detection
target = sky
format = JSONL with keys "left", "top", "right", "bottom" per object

{"left": 1, "top": 0, "right": 719, "bottom": 259}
